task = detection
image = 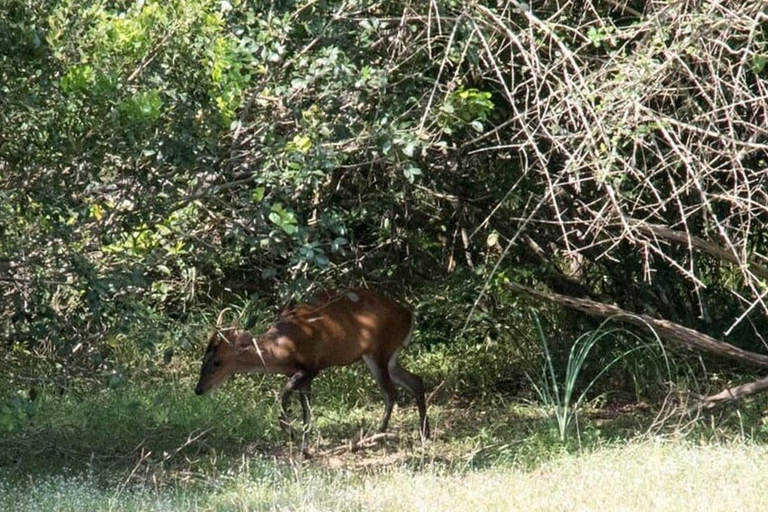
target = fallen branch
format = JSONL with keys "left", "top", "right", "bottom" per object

{"left": 694, "top": 375, "right": 768, "bottom": 411}
{"left": 506, "top": 281, "right": 768, "bottom": 369}
{"left": 319, "top": 432, "right": 397, "bottom": 457}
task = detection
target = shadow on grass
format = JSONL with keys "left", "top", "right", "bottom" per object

{"left": 0, "top": 377, "right": 286, "bottom": 483}
{"left": 4, "top": 377, "right": 767, "bottom": 487}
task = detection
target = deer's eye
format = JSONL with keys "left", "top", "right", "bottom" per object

{"left": 213, "top": 360, "right": 222, "bottom": 367}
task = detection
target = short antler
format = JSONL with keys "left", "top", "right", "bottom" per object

{"left": 216, "top": 308, "right": 232, "bottom": 328}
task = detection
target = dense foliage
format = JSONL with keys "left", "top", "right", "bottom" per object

{"left": 2, "top": 0, "right": 767, "bottom": 399}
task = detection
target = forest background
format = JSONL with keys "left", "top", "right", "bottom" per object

{"left": 1, "top": 0, "right": 768, "bottom": 509}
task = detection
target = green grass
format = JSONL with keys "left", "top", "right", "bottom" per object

{"left": 3, "top": 441, "right": 768, "bottom": 511}
{"left": 3, "top": 350, "right": 768, "bottom": 511}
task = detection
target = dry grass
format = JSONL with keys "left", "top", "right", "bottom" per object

{"left": 2, "top": 365, "right": 766, "bottom": 511}
{"left": 3, "top": 441, "right": 768, "bottom": 511}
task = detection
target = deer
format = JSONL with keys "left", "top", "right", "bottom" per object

{"left": 194, "top": 289, "right": 430, "bottom": 441}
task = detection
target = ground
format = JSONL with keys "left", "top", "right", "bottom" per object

{"left": 1, "top": 372, "right": 767, "bottom": 511}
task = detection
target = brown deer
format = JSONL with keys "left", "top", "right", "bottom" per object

{"left": 195, "top": 289, "right": 430, "bottom": 440}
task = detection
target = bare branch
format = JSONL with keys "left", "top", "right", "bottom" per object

{"left": 695, "top": 375, "right": 768, "bottom": 411}
{"left": 507, "top": 281, "right": 768, "bottom": 369}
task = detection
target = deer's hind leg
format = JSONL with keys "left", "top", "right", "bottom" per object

{"left": 388, "top": 351, "right": 430, "bottom": 440}
{"left": 362, "top": 354, "right": 397, "bottom": 433}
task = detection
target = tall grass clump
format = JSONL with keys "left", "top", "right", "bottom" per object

{"left": 529, "top": 315, "right": 670, "bottom": 441}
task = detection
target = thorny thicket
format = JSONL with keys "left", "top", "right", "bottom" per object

{"left": 478, "top": 0, "right": 768, "bottom": 329}
{"left": 2, "top": 0, "right": 767, "bottom": 391}
{"left": 231, "top": 0, "right": 768, "bottom": 336}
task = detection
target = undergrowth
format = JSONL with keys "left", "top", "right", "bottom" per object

{"left": 3, "top": 308, "right": 767, "bottom": 510}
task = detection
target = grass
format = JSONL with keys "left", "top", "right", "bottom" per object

{"left": 3, "top": 441, "right": 768, "bottom": 511}
{"left": 3, "top": 347, "right": 768, "bottom": 511}
{"left": 529, "top": 315, "right": 671, "bottom": 441}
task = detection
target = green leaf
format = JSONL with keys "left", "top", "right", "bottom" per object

{"left": 753, "top": 54, "right": 767, "bottom": 74}
{"left": 60, "top": 65, "right": 95, "bottom": 94}
{"left": 90, "top": 203, "right": 105, "bottom": 221}
{"left": 404, "top": 165, "right": 422, "bottom": 183}
{"left": 289, "top": 134, "right": 312, "bottom": 153}
{"left": 331, "top": 236, "right": 348, "bottom": 252}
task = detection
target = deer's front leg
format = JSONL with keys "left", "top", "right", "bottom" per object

{"left": 280, "top": 370, "right": 315, "bottom": 438}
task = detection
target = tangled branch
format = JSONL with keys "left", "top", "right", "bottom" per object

{"left": 460, "top": 1, "right": 768, "bottom": 328}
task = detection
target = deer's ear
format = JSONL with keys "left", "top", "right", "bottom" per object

{"left": 234, "top": 331, "right": 254, "bottom": 351}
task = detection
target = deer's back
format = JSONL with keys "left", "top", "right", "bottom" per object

{"left": 274, "top": 290, "right": 412, "bottom": 369}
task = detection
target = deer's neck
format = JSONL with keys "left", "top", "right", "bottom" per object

{"left": 242, "top": 336, "right": 295, "bottom": 375}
